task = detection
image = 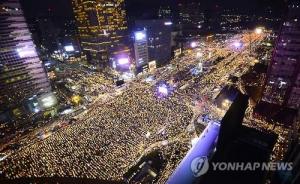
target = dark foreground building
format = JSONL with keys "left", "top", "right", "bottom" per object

{"left": 168, "top": 90, "right": 279, "bottom": 184}
{"left": 200, "top": 93, "right": 277, "bottom": 184}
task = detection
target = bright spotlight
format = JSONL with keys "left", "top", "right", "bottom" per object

{"left": 222, "top": 99, "right": 231, "bottom": 108}
{"left": 156, "top": 82, "right": 173, "bottom": 98}
{"left": 64, "top": 45, "right": 75, "bottom": 52}
{"left": 255, "top": 27, "right": 263, "bottom": 34}
{"left": 158, "top": 85, "right": 168, "bottom": 95}
{"left": 135, "top": 31, "right": 146, "bottom": 41}
{"left": 39, "top": 93, "right": 57, "bottom": 109}
{"left": 191, "top": 42, "right": 197, "bottom": 48}
{"left": 233, "top": 41, "right": 242, "bottom": 48}
{"left": 118, "top": 58, "right": 130, "bottom": 65}
{"left": 17, "top": 47, "right": 37, "bottom": 58}
{"left": 164, "top": 21, "right": 173, "bottom": 26}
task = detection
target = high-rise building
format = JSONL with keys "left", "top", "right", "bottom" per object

{"left": 71, "top": 0, "right": 128, "bottom": 67}
{"left": 133, "top": 30, "right": 149, "bottom": 73}
{"left": 158, "top": 6, "right": 172, "bottom": 20}
{"left": 177, "top": 2, "right": 205, "bottom": 34}
{"left": 135, "top": 19, "right": 172, "bottom": 66}
{"left": 36, "top": 16, "right": 61, "bottom": 53}
{"left": 262, "top": 1, "right": 300, "bottom": 109}
{"left": 0, "top": 0, "right": 52, "bottom": 112}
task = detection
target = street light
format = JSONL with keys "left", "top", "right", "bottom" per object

{"left": 191, "top": 42, "right": 197, "bottom": 48}
{"left": 255, "top": 27, "right": 263, "bottom": 35}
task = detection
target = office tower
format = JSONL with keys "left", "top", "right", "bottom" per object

{"left": 0, "top": 0, "right": 51, "bottom": 112}
{"left": 262, "top": 1, "right": 300, "bottom": 109}
{"left": 133, "top": 30, "right": 149, "bottom": 73}
{"left": 71, "top": 0, "right": 128, "bottom": 67}
{"left": 37, "top": 16, "right": 60, "bottom": 53}
{"left": 158, "top": 6, "right": 172, "bottom": 20}
{"left": 135, "top": 19, "right": 172, "bottom": 66}
{"left": 177, "top": 2, "right": 205, "bottom": 34}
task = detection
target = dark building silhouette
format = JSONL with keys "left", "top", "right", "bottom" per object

{"left": 177, "top": 2, "right": 205, "bottom": 36}
{"left": 262, "top": 0, "right": 300, "bottom": 109}
{"left": 200, "top": 93, "right": 278, "bottom": 184}
{"left": 135, "top": 19, "right": 172, "bottom": 66}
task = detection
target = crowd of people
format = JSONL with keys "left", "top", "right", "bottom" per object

{"left": 1, "top": 31, "right": 286, "bottom": 183}
{"left": 1, "top": 84, "right": 193, "bottom": 181}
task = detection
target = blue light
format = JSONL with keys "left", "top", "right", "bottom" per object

{"left": 164, "top": 21, "right": 173, "bottom": 26}
{"left": 135, "top": 31, "right": 146, "bottom": 41}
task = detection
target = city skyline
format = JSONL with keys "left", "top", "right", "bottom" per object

{"left": 0, "top": 0, "right": 299, "bottom": 184}
{"left": 20, "top": 0, "right": 287, "bottom": 20}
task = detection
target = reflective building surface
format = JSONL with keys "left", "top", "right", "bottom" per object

{"left": 0, "top": 0, "right": 51, "bottom": 111}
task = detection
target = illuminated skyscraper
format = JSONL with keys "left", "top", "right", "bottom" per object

{"left": 262, "top": 1, "right": 300, "bottom": 109}
{"left": 72, "top": 0, "right": 128, "bottom": 67}
{"left": 0, "top": 0, "right": 51, "bottom": 112}
{"left": 134, "top": 30, "right": 149, "bottom": 73}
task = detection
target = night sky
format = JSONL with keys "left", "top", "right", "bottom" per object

{"left": 20, "top": 0, "right": 287, "bottom": 20}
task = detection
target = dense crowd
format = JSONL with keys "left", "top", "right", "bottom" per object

{"left": 1, "top": 85, "right": 193, "bottom": 181}
{"left": 1, "top": 31, "right": 281, "bottom": 183}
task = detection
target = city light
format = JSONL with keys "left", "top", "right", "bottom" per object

{"left": 16, "top": 47, "right": 37, "bottom": 58}
{"left": 255, "top": 27, "right": 263, "bottom": 34}
{"left": 155, "top": 81, "right": 174, "bottom": 98}
{"left": 190, "top": 42, "right": 197, "bottom": 48}
{"left": 71, "top": 95, "right": 81, "bottom": 104}
{"left": 121, "top": 72, "right": 134, "bottom": 80}
{"left": 149, "top": 60, "right": 157, "bottom": 72}
{"left": 233, "top": 41, "right": 242, "bottom": 49}
{"left": 33, "top": 108, "right": 40, "bottom": 113}
{"left": 60, "top": 108, "right": 74, "bottom": 115}
{"left": 39, "top": 93, "right": 57, "bottom": 109}
{"left": 222, "top": 99, "right": 231, "bottom": 108}
{"left": 164, "top": 21, "right": 173, "bottom": 26}
{"left": 118, "top": 57, "right": 130, "bottom": 65}
{"left": 158, "top": 85, "right": 168, "bottom": 95}
{"left": 135, "top": 31, "right": 146, "bottom": 41}
{"left": 145, "top": 76, "right": 155, "bottom": 83}
{"left": 64, "top": 45, "right": 75, "bottom": 52}
{"left": 3, "top": 1, "right": 295, "bottom": 182}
